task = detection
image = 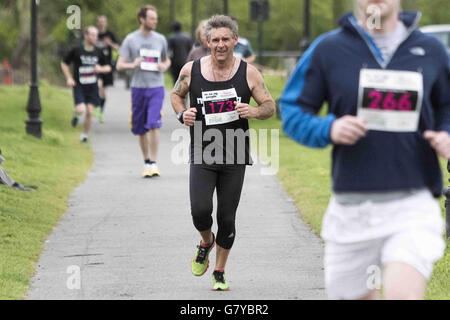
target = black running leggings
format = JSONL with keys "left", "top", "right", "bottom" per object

{"left": 190, "top": 164, "right": 246, "bottom": 250}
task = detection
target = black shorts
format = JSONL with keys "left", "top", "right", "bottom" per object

{"left": 99, "top": 72, "right": 114, "bottom": 87}
{"left": 73, "top": 84, "right": 101, "bottom": 106}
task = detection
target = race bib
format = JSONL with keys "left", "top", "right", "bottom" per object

{"left": 357, "top": 69, "right": 423, "bottom": 132}
{"left": 201, "top": 88, "right": 241, "bottom": 126}
{"left": 79, "top": 66, "right": 97, "bottom": 85}
{"left": 140, "top": 49, "right": 160, "bottom": 71}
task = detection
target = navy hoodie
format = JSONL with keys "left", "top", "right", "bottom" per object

{"left": 280, "top": 12, "right": 450, "bottom": 196}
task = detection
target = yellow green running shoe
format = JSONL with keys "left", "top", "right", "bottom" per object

{"left": 93, "top": 107, "right": 101, "bottom": 119}
{"left": 98, "top": 111, "right": 105, "bottom": 123}
{"left": 211, "top": 270, "right": 230, "bottom": 291}
{"left": 191, "top": 233, "right": 215, "bottom": 276}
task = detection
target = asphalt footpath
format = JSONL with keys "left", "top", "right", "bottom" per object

{"left": 27, "top": 80, "right": 326, "bottom": 300}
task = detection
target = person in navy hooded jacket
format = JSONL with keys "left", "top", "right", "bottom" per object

{"left": 281, "top": 0, "right": 450, "bottom": 300}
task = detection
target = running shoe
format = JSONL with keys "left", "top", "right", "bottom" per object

{"left": 149, "top": 163, "right": 160, "bottom": 177}
{"left": 71, "top": 114, "right": 79, "bottom": 128}
{"left": 211, "top": 270, "right": 230, "bottom": 291}
{"left": 93, "top": 107, "right": 101, "bottom": 119}
{"left": 80, "top": 133, "right": 88, "bottom": 143}
{"left": 191, "top": 233, "right": 215, "bottom": 276}
{"left": 98, "top": 112, "right": 105, "bottom": 124}
{"left": 142, "top": 164, "right": 152, "bottom": 178}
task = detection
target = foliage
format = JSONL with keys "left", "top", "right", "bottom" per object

{"left": 0, "top": 0, "right": 448, "bottom": 82}
{"left": 0, "top": 83, "right": 93, "bottom": 299}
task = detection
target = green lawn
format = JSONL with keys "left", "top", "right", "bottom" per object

{"left": 0, "top": 75, "right": 448, "bottom": 300}
{"left": 249, "top": 75, "right": 450, "bottom": 300}
{"left": 0, "top": 83, "right": 93, "bottom": 299}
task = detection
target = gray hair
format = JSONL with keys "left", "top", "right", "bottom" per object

{"left": 205, "top": 15, "right": 238, "bottom": 41}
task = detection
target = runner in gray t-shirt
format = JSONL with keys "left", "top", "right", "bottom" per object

{"left": 117, "top": 5, "right": 171, "bottom": 178}
{"left": 119, "top": 29, "right": 168, "bottom": 88}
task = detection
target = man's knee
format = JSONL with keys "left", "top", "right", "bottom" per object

{"left": 383, "top": 262, "right": 426, "bottom": 300}
{"left": 75, "top": 103, "right": 86, "bottom": 115}
{"left": 384, "top": 287, "right": 423, "bottom": 300}
{"left": 191, "top": 203, "right": 213, "bottom": 231}
{"left": 86, "top": 106, "right": 94, "bottom": 116}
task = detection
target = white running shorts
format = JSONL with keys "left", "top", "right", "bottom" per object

{"left": 321, "top": 190, "right": 445, "bottom": 300}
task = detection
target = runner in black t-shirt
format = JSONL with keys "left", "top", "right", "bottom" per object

{"left": 61, "top": 26, "right": 111, "bottom": 143}
{"left": 95, "top": 15, "right": 120, "bottom": 122}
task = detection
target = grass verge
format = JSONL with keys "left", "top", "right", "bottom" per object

{"left": 0, "top": 83, "right": 93, "bottom": 299}
{"left": 249, "top": 75, "right": 449, "bottom": 300}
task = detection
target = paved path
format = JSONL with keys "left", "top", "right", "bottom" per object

{"left": 27, "top": 80, "right": 325, "bottom": 300}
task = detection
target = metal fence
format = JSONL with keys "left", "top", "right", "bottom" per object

{"left": 257, "top": 50, "right": 302, "bottom": 77}
{"left": 0, "top": 67, "right": 29, "bottom": 85}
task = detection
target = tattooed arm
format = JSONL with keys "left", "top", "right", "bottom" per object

{"left": 236, "top": 64, "right": 275, "bottom": 120}
{"left": 170, "top": 62, "right": 198, "bottom": 126}
{"left": 171, "top": 62, "right": 192, "bottom": 113}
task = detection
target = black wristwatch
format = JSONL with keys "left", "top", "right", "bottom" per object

{"left": 177, "top": 110, "right": 186, "bottom": 124}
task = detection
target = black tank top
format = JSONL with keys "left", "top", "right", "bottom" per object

{"left": 189, "top": 58, "right": 253, "bottom": 165}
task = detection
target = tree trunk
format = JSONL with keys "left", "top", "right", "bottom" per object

{"left": 11, "top": 0, "right": 30, "bottom": 69}
{"left": 11, "top": 36, "right": 30, "bottom": 68}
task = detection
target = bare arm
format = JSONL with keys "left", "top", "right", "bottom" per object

{"left": 241, "top": 64, "right": 275, "bottom": 120}
{"left": 111, "top": 43, "right": 120, "bottom": 51}
{"left": 94, "top": 64, "right": 112, "bottom": 74}
{"left": 60, "top": 61, "right": 75, "bottom": 87}
{"left": 103, "top": 36, "right": 120, "bottom": 51}
{"left": 245, "top": 53, "right": 256, "bottom": 64}
{"left": 170, "top": 62, "right": 198, "bottom": 126}
{"left": 116, "top": 55, "right": 142, "bottom": 72}
{"left": 424, "top": 130, "right": 450, "bottom": 159}
{"left": 158, "top": 57, "right": 171, "bottom": 72}
{"left": 171, "top": 62, "right": 192, "bottom": 112}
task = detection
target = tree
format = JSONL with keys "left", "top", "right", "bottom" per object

{"left": 11, "top": 0, "right": 30, "bottom": 68}
{"left": 1, "top": 0, "right": 449, "bottom": 77}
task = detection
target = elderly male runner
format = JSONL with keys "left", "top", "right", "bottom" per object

{"left": 171, "top": 15, "right": 275, "bottom": 291}
{"left": 281, "top": 0, "right": 449, "bottom": 300}
{"left": 117, "top": 5, "right": 171, "bottom": 178}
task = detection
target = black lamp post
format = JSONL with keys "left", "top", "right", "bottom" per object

{"left": 223, "top": 0, "right": 229, "bottom": 15}
{"left": 250, "top": 0, "right": 269, "bottom": 65}
{"left": 300, "top": 0, "right": 311, "bottom": 51}
{"left": 26, "top": 0, "right": 42, "bottom": 138}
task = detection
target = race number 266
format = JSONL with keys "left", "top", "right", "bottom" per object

{"left": 363, "top": 89, "right": 417, "bottom": 112}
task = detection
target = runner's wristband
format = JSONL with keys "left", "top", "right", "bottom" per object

{"left": 177, "top": 110, "right": 186, "bottom": 124}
